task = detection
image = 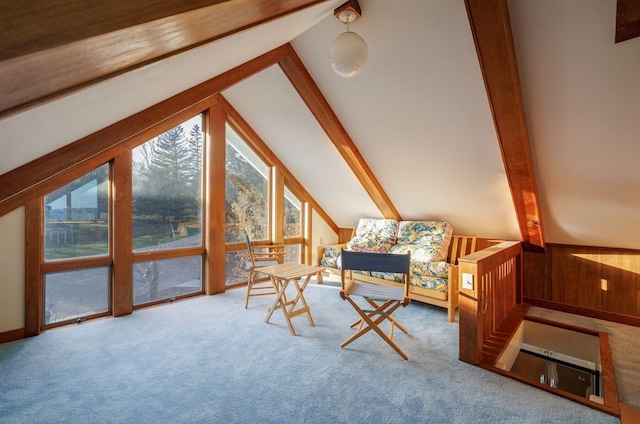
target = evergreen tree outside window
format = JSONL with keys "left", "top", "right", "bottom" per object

{"left": 131, "top": 115, "right": 204, "bottom": 305}
{"left": 132, "top": 116, "right": 203, "bottom": 252}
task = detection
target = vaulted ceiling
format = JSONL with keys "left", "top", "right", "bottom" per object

{"left": 1, "top": 0, "right": 639, "bottom": 250}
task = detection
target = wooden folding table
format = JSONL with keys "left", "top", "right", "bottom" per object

{"left": 257, "top": 262, "right": 324, "bottom": 335}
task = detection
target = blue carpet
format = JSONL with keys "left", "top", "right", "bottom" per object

{"left": 0, "top": 283, "right": 620, "bottom": 423}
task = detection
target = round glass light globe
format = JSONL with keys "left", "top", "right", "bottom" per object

{"left": 329, "top": 31, "right": 368, "bottom": 78}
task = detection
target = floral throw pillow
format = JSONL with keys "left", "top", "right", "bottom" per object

{"left": 347, "top": 218, "right": 398, "bottom": 253}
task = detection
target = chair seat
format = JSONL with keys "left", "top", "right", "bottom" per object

{"left": 339, "top": 249, "right": 411, "bottom": 360}
{"left": 348, "top": 281, "right": 405, "bottom": 301}
{"left": 243, "top": 230, "right": 285, "bottom": 309}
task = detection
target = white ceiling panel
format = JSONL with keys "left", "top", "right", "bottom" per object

{"left": 291, "top": 0, "right": 520, "bottom": 239}
{"left": 510, "top": 0, "right": 640, "bottom": 249}
{"left": 223, "top": 65, "right": 381, "bottom": 226}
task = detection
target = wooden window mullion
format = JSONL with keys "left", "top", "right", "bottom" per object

{"left": 205, "top": 100, "right": 226, "bottom": 295}
{"left": 24, "top": 198, "right": 43, "bottom": 336}
{"left": 112, "top": 153, "right": 133, "bottom": 316}
{"left": 273, "top": 167, "right": 284, "bottom": 245}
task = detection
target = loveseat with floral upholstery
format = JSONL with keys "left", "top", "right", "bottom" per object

{"left": 318, "top": 218, "right": 476, "bottom": 322}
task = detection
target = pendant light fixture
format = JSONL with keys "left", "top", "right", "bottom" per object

{"left": 330, "top": 0, "right": 367, "bottom": 78}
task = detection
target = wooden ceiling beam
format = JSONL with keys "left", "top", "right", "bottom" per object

{"left": 464, "top": 0, "right": 544, "bottom": 250}
{"left": 278, "top": 44, "right": 401, "bottom": 221}
{"left": 616, "top": 0, "right": 640, "bottom": 43}
{"left": 0, "top": 0, "right": 328, "bottom": 118}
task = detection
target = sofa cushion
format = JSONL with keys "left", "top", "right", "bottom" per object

{"left": 392, "top": 221, "right": 452, "bottom": 262}
{"left": 412, "top": 276, "right": 449, "bottom": 292}
{"left": 411, "top": 261, "right": 450, "bottom": 278}
{"left": 347, "top": 218, "right": 398, "bottom": 253}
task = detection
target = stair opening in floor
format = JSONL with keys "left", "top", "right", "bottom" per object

{"left": 493, "top": 316, "right": 619, "bottom": 416}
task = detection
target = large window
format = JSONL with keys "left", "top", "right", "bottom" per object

{"left": 225, "top": 123, "right": 269, "bottom": 242}
{"left": 132, "top": 117, "right": 203, "bottom": 252}
{"left": 225, "top": 124, "right": 271, "bottom": 286}
{"left": 42, "top": 165, "right": 111, "bottom": 325}
{"left": 132, "top": 116, "right": 204, "bottom": 305}
{"left": 44, "top": 164, "right": 109, "bottom": 261}
{"left": 38, "top": 115, "right": 206, "bottom": 326}
{"left": 284, "top": 186, "right": 302, "bottom": 263}
{"left": 28, "top": 96, "right": 317, "bottom": 333}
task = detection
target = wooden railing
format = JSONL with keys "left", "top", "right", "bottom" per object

{"left": 458, "top": 241, "right": 523, "bottom": 365}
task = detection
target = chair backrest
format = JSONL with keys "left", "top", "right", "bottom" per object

{"left": 244, "top": 231, "right": 257, "bottom": 267}
{"left": 244, "top": 230, "right": 284, "bottom": 268}
{"left": 244, "top": 231, "right": 253, "bottom": 253}
{"left": 340, "top": 249, "right": 411, "bottom": 300}
{"left": 340, "top": 249, "right": 410, "bottom": 275}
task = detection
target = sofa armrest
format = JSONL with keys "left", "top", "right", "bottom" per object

{"left": 318, "top": 243, "right": 346, "bottom": 267}
{"left": 316, "top": 243, "right": 346, "bottom": 284}
{"left": 448, "top": 264, "right": 459, "bottom": 290}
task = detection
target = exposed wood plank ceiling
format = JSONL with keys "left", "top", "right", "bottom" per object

{"left": 0, "top": 0, "right": 328, "bottom": 117}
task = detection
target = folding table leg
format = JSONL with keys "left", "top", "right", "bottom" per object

{"left": 265, "top": 277, "right": 296, "bottom": 335}
{"left": 285, "top": 275, "right": 315, "bottom": 327}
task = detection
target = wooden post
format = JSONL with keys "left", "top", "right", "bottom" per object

{"left": 112, "top": 152, "right": 133, "bottom": 316}
{"left": 204, "top": 98, "right": 226, "bottom": 295}
{"left": 458, "top": 260, "right": 480, "bottom": 365}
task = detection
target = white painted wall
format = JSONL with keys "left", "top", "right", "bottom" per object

{"left": 510, "top": 0, "right": 640, "bottom": 249}
{"left": 0, "top": 207, "right": 25, "bottom": 332}
{"left": 311, "top": 211, "right": 338, "bottom": 267}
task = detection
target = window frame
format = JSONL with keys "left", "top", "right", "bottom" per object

{"left": 26, "top": 113, "right": 210, "bottom": 331}
{"left": 130, "top": 115, "right": 207, "bottom": 309}
{"left": 22, "top": 92, "right": 333, "bottom": 336}
{"left": 224, "top": 121, "right": 273, "bottom": 244}
{"left": 37, "top": 162, "right": 114, "bottom": 329}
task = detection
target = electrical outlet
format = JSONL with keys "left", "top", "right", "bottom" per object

{"left": 462, "top": 273, "right": 474, "bottom": 290}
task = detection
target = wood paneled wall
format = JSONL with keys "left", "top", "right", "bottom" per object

{"left": 523, "top": 244, "right": 640, "bottom": 326}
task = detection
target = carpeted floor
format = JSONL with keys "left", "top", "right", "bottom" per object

{"left": 0, "top": 281, "right": 622, "bottom": 423}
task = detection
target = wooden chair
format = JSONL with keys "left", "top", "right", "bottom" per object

{"left": 244, "top": 232, "right": 285, "bottom": 309}
{"left": 339, "top": 249, "right": 412, "bottom": 360}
